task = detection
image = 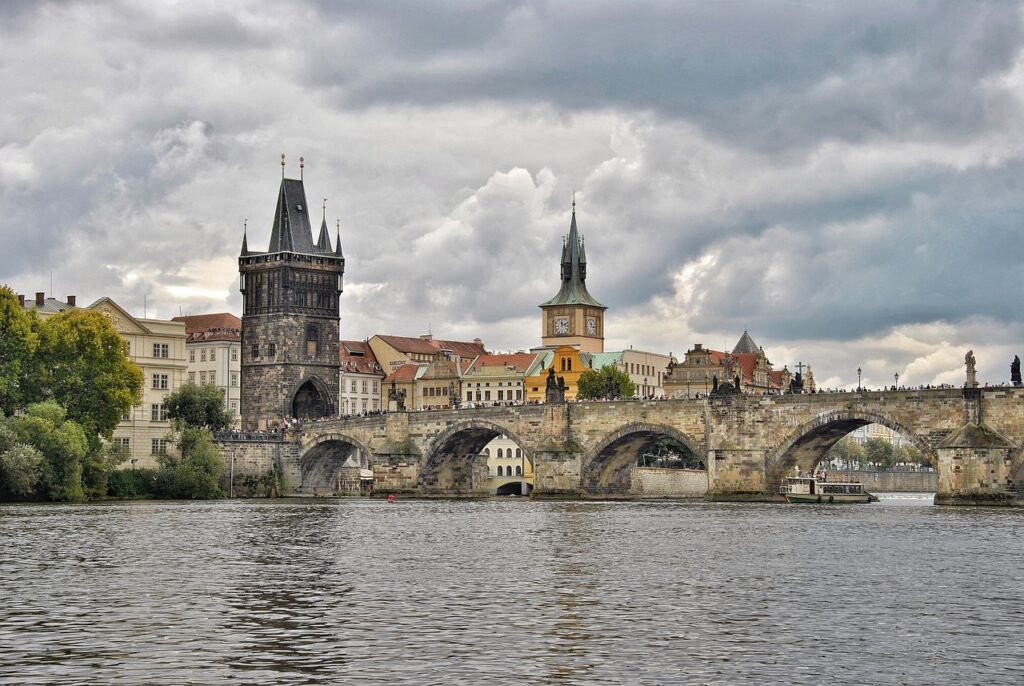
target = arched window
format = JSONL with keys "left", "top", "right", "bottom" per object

{"left": 497, "top": 448, "right": 504, "bottom": 458}
{"left": 483, "top": 448, "right": 490, "bottom": 456}
{"left": 515, "top": 465, "right": 522, "bottom": 476}
{"left": 496, "top": 466, "right": 503, "bottom": 476}
{"left": 516, "top": 448, "right": 522, "bottom": 458}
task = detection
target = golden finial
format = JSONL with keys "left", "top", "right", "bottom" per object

{"left": 280, "top": 153, "right": 285, "bottom": 177}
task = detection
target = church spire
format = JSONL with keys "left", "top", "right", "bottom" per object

{"left": 240, "top": 219, "right": 248, "bottom": 256}
{"left": 539, "top": 199, "right": 605, "bottom": 310}
{"left": 335, "top": 219, "right": 344, "bottom": 257}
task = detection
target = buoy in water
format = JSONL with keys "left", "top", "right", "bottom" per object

{"left": 387, "top": 494, "right": 396, "bottom": 503}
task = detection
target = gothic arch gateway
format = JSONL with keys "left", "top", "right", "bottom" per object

{"left": 291, "top": 375, "right": 335, "bottom": 420}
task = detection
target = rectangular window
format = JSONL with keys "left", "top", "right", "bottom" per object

{"left": 268, "top": 343, "right": 277, "bottom": 357}
{"left": 151, "top": 438, "right": 169, "bottom": 455}
{"left": 251, "top": 344, "right": 259, "bottom": 358}
{"left": 189, "top": 349, "right": 195, "bottom": 363}
{"left": 229, "top": 400, "right": 238, "bottom": 414}
{"left": 498, "top": 390, "right": 504, "bottom": 400}
{"left": 362, "top": 380, "right": 368, "bottom": 393}
{"left": 231, "top": 348, "right": 238, "bottom": 361}
{"left": 153, "top": 343, "right": 169, "bottom": 358}
{"left": 230, "top": 372, "right": 238, "bottom": 387}
{"left": 152, "top": 374, "right": 168, "bottom": 390}
{"left": 151, "top": 404, "right": 168, "bottom": 421}
{"left": 188, "top": 372, "right": 195, "bottom": 384}
{"left": 484, "top": 390, "right": 491, "bottom": 401}
{"left": 121, "top": 411, "right": 131, "bottom": 421}
{"left": 114, "top": 437, "right": 130, "bottom": 450}
{"left": 200, "top": 372, "right": 206, "bottom": 385}
{"left": 351, "top": 379, "right": 358, "bottom": 392}
{"left": 201, "top": 349, "right": 207, "bottom": 362}
{"left": 210, "top": 349, "right": 216, "bottom": 361}
{"left": 373, "top": 381, "right": 379, "bottom": 394}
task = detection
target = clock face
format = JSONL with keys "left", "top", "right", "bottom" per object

{"left": 554, "top": 317, "right": 569, "bottom": 334}
{"left": 586, "top": 317, "right": 597, "bottom": 335}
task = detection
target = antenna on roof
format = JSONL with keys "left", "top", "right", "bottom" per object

{"left": 300, "top": 156, "right": 305, "bottom": 180}
{"left": 280, "top": 153, "right": 285, "bottom": 178}
{"left": 323, "top": 198, "right": 327, "bottom": 221}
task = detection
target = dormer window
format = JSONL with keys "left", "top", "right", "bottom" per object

{"left": 296, "top": 204, "right": 303, "bottom": 211}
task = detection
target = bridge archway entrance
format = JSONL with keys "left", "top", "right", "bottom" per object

{"left": 767, "top": 411, "right": 935, "bottom": 494}
{"left": 422, "top": 421, "right": 533, "bottom": 496}
{"left": 292, "top": 376, "right": 334, "bottom": 421}
{"left": 300, "top": 435, "right": 371, "bottom": 495}
{"left": 583, "top": 423, "right": 706, "bottom": 498}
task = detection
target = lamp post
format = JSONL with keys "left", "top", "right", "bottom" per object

{"left": 857, "top": 366, "right": 862, "bottom": 392}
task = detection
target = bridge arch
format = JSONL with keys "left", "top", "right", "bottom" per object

{"left": 765, "top": 408, "right": 935, "bottom": 489}
{"left": 582, "top": 422, "right": 706, "bottom": 495}
{"left": 298, "top": 431, "right": 372, "bottom": 495}
{"left": 421, "top": 419, "right": 534, "bottom": 496}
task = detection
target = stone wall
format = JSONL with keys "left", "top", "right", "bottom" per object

{"left": 631, "top": 467, "right": 708, "bottom": 497}
{"left": 837, "top": 470, "right": 937, "bottom": 493}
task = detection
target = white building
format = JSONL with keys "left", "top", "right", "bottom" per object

{"left": 339, "top": 340, "right": 385, "bottom": 415}
{"left": 172, "top": 313, "right": 242, "bottom": 428}
{"left": 591, "top": 348, "right": 673, "bottom": 398}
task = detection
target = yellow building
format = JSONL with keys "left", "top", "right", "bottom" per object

{"left": 483, "top": 435, "right": 534, "bottom": 495}
{"left": 523, "top": 345, "right": 593, "bottom": 403}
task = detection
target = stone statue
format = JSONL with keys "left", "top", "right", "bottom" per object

{"left": 965, "top": 350, "right": 978, "bottom": 389}
{"left": 545, "top": 366, "right": 566, "bottom": 404}
{"left": 1012, "top": 355, "right": 1021, "bottom": 387}
{"left": 789, "top": 371, "right": 804, "bottom": 394}
{"left": 712, "top": 375, "right": 719, "bottom": 392}
{"left": 395, "top": 388, "right": 406, "bottom": 411}
{"left": 388, "top": 381, "right": 407, "bottom": 411}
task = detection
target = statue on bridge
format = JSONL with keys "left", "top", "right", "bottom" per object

{"left": 789, "top": 371, "right": 804, "bottom": 394}
{"left": 546, "top": 367, "right": 566, "bottom": 404}
{"left": 965, "top": 350, "right": 978, "bottom": 389}
{"left": 1011, "top": 355, "right": 1021, "bottom": 387}
{"left": 388, "top": 381, "right": 407, "bottom": 412}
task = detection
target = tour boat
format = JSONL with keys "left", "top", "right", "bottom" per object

{"left": 781, "top": 473, "right": 876, "bottom": 504}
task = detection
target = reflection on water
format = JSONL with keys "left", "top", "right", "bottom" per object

{"left": 1, "top": 497, "right": 1022, "bottom": 685}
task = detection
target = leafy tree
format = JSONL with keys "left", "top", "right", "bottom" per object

{"left": 0, "top": 423, "right": 43, "bottom": 498}
{"left": 33, "top": 309, "right": 143, "bottom": 443}
{"left": 895, "top": 443, "right": 932, "bottom": 468}
{"left": 164, "top": 382, "right": 233, "bottom": 432}
{"left": 0, "top": 287, "right": 39, "bottom": 416}
{"left": 863, "top": 437, "right": 896, "bottom": 470}
{"left": 576, "top": 365, "right": 637, "bottom": 400}
{"left": 824, "top": 436, "right": 866, "bottom": 469}
{"left": 154, "top": 426, "right": 224, "bottom": 499}
{"left": 8, "top": 401, "right": 90, "bottom": 501}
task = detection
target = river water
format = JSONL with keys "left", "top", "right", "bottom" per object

{"left": 1, "top": 495, "right": 1022, "bottom": 685}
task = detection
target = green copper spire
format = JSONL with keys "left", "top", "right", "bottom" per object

{"left": 540, "top": 202, "right": 606, "bottom": 309}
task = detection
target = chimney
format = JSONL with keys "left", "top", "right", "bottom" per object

{"left": 35, "top": 292, "right": 44, "bottom": 306}
{"left": 67, "top": 295, "right": 76, "bottom": 307}
{"left": 420, "top": 333, "right": 432, "bottom": 340}
{"left": 18, "top": 294, "right": 25, "bottom": 308}
{"left": 473, "top": 338, "right": 482, "bottom": 347}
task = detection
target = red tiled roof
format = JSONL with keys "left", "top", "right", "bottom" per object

{"left": 339, "top": 340, "right": 384, "bottom": 376}
{"left": 466, "top": 353, "right": 536, "bottom": 374}
{"left": 383, "top": 363, "right": 422, "bottom": 383}
{"left": 375, "top": 334, "right": 486, "bottom": 358}
{"left": 172, "top": 313, "right": 241, "bottom": 334}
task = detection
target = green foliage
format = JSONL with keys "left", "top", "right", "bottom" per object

{"left": 0, "top": 424, "right": 44, "bottom": 498}
{"left": 7, "top": 401, "right": 90, "bottom": 501}
{"left": 862, "top": 437, "right": 896, "bottom": 469}
{"left": 0, "top": 287, "right": 39, "bottom": 416}
{"left": 165, "top": 382, "right": 233, "bottom": 432}
{"left": 33, "top": 309, "right": 143, "bottom": 442}
{"left": 107, "top": 467, "right": 158, "bottom": 499}
{"left": 824, "top": 436, "right": 866, "bottom": 469}
{"left": 153, "top": 427, "right": 224, "bottom": 499}
{"left": 576, "top": 365, "right": 637, "bottom": 400}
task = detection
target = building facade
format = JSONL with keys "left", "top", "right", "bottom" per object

{"left": 172, "top": 313, "right": 242, "bottom": 428}
{"left": 239, "top": 173, "right": 346, "bottom": 429}
{"left": 339, "top": 340, "right": 385, "bottom": 416}
{"left": 539, "top": 204, "right": 607, "bottom": 354}
{"left": 662, "top": 331, "right": 793, "bottom": 398}
{"left": 367, "top": 334, "right": 486, "bottom": 376}
{"left": 523, "top": 345, "right": 594, "bottom": 403}
{"left": 591, "top": 349, "right": 673, "bottom": 399}
{"left": 18, "top": 292, "right": 187, "bottom": 468}
{"left": 461, "top": 353, "right": 536, "bottom": 406}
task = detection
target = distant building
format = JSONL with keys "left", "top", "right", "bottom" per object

{"left": 339, "top": 340, "right": 385, "bottom": 415}
{"left": 18, "top": 292, "right": 187, "bottom": 468}
{"left": 239, "top": 171, "right": 345, "bottom": 429}
{"left": 590, "top": 349, "right": 673, "bottom": 399}
{"left": 663, "top": 331, "right": 792, "bottom": 397}
{"left": 523, "top": 345, "right": 592, "bottom": 403}
{"left": 172, "top": 313, "right": 242, "bottom": 428}
{"left": 461, "top": 353, "right": 536, "bottom": 405}
{"left": 538, "top": 204, "right": 607, "bottom": 354}
{"left": 367, "top": 334, "right": 486, "bottom": 375}
{"left": 381, "top": 351, "right": 471, "bottom": 411}
{"left": 482, "top": 435, "right": 534, "bottom": 495}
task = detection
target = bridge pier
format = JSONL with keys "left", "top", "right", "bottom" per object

{"left": 934, "top": 424, "right": 1017, "bottom": 506}
{"left": 531, "top": 447, "right": 586, "bottom": 499}
{"left": 706, "top": 447, "right": 776, "bottom": 501}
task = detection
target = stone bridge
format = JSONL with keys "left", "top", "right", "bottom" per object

{"left": 221, "top": 387, "right": 1024, "bottom": 505}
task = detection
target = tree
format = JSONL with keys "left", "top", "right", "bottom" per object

{"left": 8, "top": 401, "right": 90, "bottom": 501}
{"left": 862, "top": 437, "right": 896, "bottom": 470}
{"left": 33, "top": 309, "right": 143, "bottom": 443}
{"left": 0, "top": 423, "right": 44, "bottom": 498}
{"left": 154, "top": 426, "right": 224, "bottom": 499}
{"left": 164, "top": 382, "right": 233, "bottom": 432}
{"left": 0, "top": 287, "right": 39, "bottom": 416}
{"left": 824, "top": 436, "right": 865, "bottom": 469}
{"left": 577, "top": 365, "right": 637, "bottom": 400}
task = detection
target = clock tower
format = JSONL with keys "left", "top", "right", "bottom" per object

{"left": 539, "top": 203, "right": 606, "bottom": 353}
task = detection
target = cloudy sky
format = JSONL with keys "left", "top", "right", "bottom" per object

{"left": 3, "top": 0, "right": 1024, "bottom": 389}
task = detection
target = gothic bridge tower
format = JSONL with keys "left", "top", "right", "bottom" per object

{"left": 539, "top": 202, "right": 607, "bottom": 353}
{"left": 239, "top": 160, "right": 345, "bottom": 429}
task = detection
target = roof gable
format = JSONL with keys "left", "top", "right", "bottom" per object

{"left": 86, "top": 297, "right": 151, "bottom": 335}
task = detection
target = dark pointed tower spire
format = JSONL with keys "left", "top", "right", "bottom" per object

{"left": 240, "top": 219, "right": 249, "bottom": 256}
{"left": 335, "top": 219, "right": 344, "bottom": 257}
{"left": 316, "top": 198, "right": 332, "bottom": 252}
{"left": 540, "top": 198, "right": 605, "bottom": 309}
